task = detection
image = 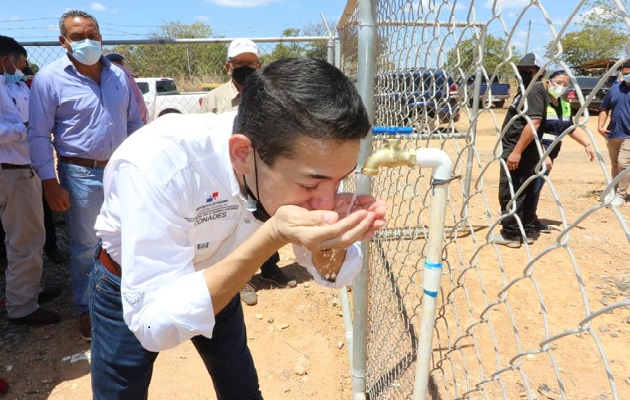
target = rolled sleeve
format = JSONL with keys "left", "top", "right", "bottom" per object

{"left": 27, "top": 74, "right": 57, "bottom": 179}
{"left": 124, "top": 270, "right": 215, "bottom": 352}
{"left": 293, "top": 243, "right": 363, "bottom": 288}
{"left": 0, "top": 121, "right": 26, "bottom": 145}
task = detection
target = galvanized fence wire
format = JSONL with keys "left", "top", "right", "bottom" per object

{"left": 21, "top": 37, "right": 331, "bottom": 118}
{"left": 340, "top": 0, "right": 630, "bottom": 399}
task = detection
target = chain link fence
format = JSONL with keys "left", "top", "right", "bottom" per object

{"left": 21, "top": 37, "right": 332, "bottom": 120}
{"left": 15, "top": 3, "right": 630, "bottom": 397}
{"left": 339, "top": 0, "right": 630, "bottom": 399}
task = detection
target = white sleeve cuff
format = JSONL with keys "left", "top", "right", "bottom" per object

{"left": 123, "top": 270, "right": 215, "bottom": 352}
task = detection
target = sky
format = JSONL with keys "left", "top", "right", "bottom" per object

{"left": 0, "top": 0, "right": 611, "bottom": 66}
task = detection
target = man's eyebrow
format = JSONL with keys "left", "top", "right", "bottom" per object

{"left": 307, "top": 165, "right": 357, "bottom": 180}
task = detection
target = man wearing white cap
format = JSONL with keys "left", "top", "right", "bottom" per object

{"left": 200, "top": 38, "right": 261, "bottom": 114}
{"left": 201, "top": 39, "right": 297, "bottom": 306}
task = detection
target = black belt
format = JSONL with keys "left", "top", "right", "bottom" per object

{"left": 59, "top": 156, "right": 108, "bottom": 168}
{"left": 1, "top": 163, "right": 31, "bottom": 170}
{"left": 98, "top": 247, "right": 122, "bottom": 277}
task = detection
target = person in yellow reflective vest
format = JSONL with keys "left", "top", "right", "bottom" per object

{"left": 532, "top": 70, "right": 596, "bottom": 233}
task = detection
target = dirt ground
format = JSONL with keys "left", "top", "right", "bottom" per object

{"left": 0, "top": 108, "right": 628, "bottom": 399}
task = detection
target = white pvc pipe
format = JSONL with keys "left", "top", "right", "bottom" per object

{"left": 412, "top": 148, "right": 452, "bottom": 399}
{"left": 340, "top": 286, "right": 354, "bottom": 376}
{"left": 414, "top": 148, "right": 453, "bottom": 181}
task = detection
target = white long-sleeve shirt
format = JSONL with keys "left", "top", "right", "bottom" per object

{"left": 94, "top": 111, "right": 362, "bottom": 352}
{"left": 0, "top": 76, "right": 29, "bottom": 164}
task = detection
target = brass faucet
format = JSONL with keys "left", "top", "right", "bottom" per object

{"left": 361, "top": 139, "right": 417, "bottom": 176}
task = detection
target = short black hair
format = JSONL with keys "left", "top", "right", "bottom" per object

{"left": 622, "top": 59, "right": 630, "bottom": 69}
{"left": 234, "top": 58, "right": 370, "bottom": 166}
{"left": 59, "top": 9, "right": 100, "bottom": 37}
{"left": 0, "top": 35, "right": 25, "bottom": 59}
{"left": 549, "top": 70, "right": 568, "bottom": 80}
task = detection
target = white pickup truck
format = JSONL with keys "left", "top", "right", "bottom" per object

{"left": 135, "top": 77, "right": 205, "bottom": 122}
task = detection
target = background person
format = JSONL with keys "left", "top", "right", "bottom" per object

{"left": 495, "top": 53, "right": 547, "bottom": 248}
{"left": 90, "top": 57, "right": 386, "bottom": 399}
{"left": 105, "top": 52, "right": 148, "bottom": 125}
{"left": 598, "top": 60, "right": 630, "bottom": 208}
{"left": 27, "top": 9, "right": 143, "bottom": 341}
{"left": 0, "top": 35, "right": 60, "bottom": 325}
{"left": 0, "top": 42, "right": 64, "bottom": 267}
{"left": 200, "top": 38, "right": 296, "bottom": 307}
{"left": 531, "top": 70, "right": 595, "bottom": 232}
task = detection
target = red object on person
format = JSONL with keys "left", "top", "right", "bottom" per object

{"left": 0, "top": 378, "right": 9, "bottom": 395}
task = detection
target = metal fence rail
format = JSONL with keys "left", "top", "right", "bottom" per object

{"left": 21, "top": 37, "right": 333, "bottom": 120}
{"left": 338, "top": 0, "right": 630, "bottom": 399}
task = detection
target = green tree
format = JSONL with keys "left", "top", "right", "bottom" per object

{"left": 266, "top": 29, "right": 309, "bottom": 62}
{"left": 108, "top": 21, "right": 227, "bottom": 81}
{"left": 545, "top": 26, "right": 625, "bottom": 72}
{"left": 446, "top": 34, "right": 520, "bottom": 79}
{"left": 583, "top": 0, "right": 630, "bottom": 34}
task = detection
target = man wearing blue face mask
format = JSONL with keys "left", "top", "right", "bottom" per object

{"left": 27, "top": 9, "right": 143, "bottom": 341}
{"left": 0, "top": 41, "right": 65, "bottom": 268}
{"left": 200, "top": 39, "right": 297, "bottom": 306}
{"left": 0, "top": 35, "right": 60, "bottom": 326}
{"left": 598, "top": 60, "right": 630, "bottom": 208}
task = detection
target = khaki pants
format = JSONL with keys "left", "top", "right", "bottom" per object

{"left": 606, "top": 138, "right": 630, "bottom": 198}
{"left": 0, "top": 167, "right": 45, "bottom": 318}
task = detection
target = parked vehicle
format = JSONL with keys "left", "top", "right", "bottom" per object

{"left": 135, "top": 77, "right": 205, "bottom": 121}
{"left": 564, "top": 76, "right": 612, "bottom": 115}
{"left": 375, "top": 68, "right": 460, "bottom": 127}
{"left": 200, "top": 83, "right": 221, "bottom": 92}
{"left": 465, "top": 75, "right": 511, "bottom": 108}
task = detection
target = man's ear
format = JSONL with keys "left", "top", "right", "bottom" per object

{"left": 59, "top": 35, "right": 69, "bottom": 49}
{"left": 229, "top": 134, "right": 253, "bottom": 175}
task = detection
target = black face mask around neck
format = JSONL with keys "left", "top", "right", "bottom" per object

{"left": 242, "top": 150, "right": 271, "bottom": 222}
{"left": 243, "top": 175, "right": 271, "bottom": 222}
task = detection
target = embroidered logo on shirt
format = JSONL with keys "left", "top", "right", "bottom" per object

{"left": 193, "top": 191, "right": 238, "bottom": 226}
{"left": 206, "top": 192, "right": 219, "bottom": 203}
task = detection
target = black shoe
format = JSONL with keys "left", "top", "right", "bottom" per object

{"left": 8, "top": 307, "right": 60, "bottom": 326}
{"left": 525, "top": 230, "right": 539, "bottom": 241}
{"left": 534, "top": 221, "right": 552, "bottom": 233}
{"left": 44, "top": 247, "right": 66, "bottom": 263}
{"left": 260, "top": 268, "right": 297, "bottom": 288}
{"left": 38, "top": 287, "right": 63, "bottom": 304}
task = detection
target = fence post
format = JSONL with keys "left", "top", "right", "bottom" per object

{"left": 352, "top": 0, "right": 378, "bottom": 398}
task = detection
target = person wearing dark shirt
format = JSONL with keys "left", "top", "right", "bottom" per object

{"left": 495, "top": 53, "right": 548, "bottom": 248}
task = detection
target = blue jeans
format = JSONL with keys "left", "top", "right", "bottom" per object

{"left": 89, "top": 260, "right": 262, "bottom": 400}
{"left": 58, "top": 161, "right": 105, "bottom": 314}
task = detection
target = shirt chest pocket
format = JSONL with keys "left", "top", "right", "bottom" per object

{"left": 189, "top": 213, "right": 239, "bottom": 269}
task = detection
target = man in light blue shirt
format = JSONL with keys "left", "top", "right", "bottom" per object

{"left": 27, "top": 9, "right": 143, "bottom": 341}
